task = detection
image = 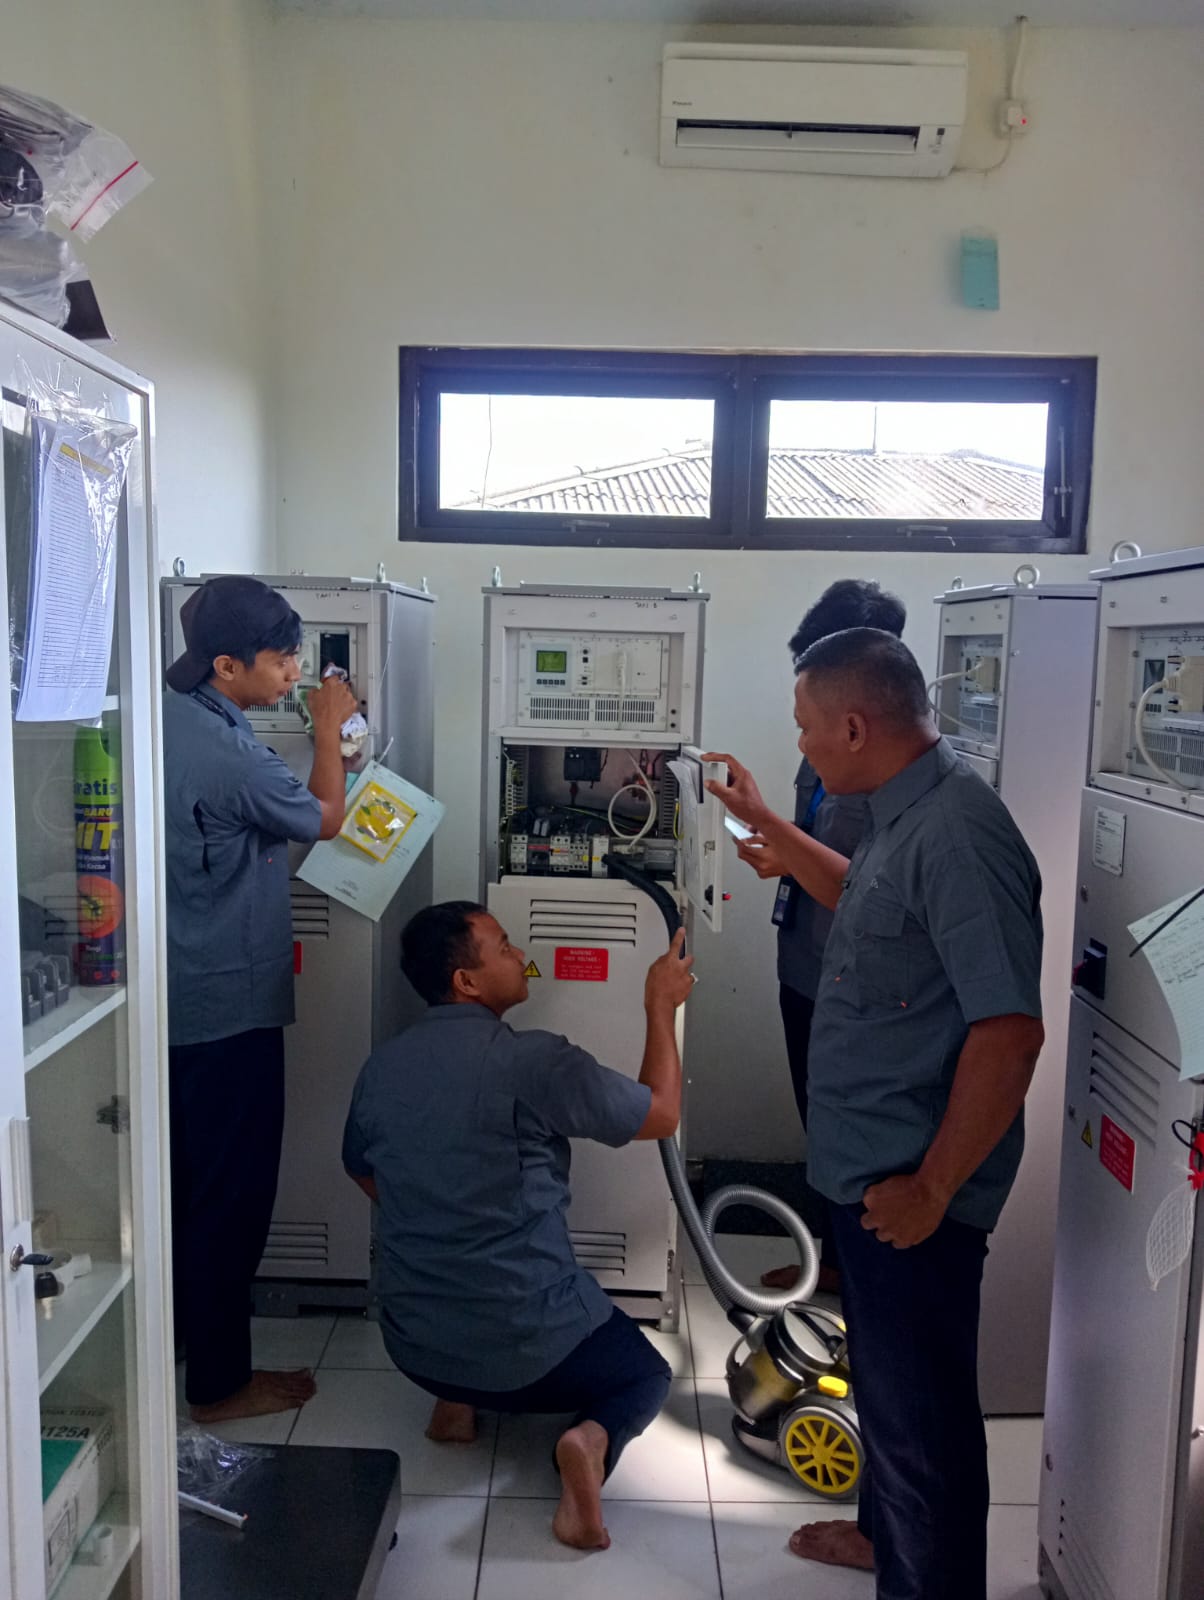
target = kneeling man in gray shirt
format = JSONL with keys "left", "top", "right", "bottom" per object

{"left": 343, "top": 901, "right": 694, "bottom": 1551}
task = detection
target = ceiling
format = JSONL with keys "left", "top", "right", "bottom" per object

{"left": 273, "top": 0, "right": 1204, "bottom": 26}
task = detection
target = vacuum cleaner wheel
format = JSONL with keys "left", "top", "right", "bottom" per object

{"left": 778, "top": 1403, "right": 863, "bottom": 1499}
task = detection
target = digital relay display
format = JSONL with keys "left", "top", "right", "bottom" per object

{"left": 536, "top": 649, "right": 567, "bottom": 674}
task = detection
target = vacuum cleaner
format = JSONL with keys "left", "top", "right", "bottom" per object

{"left": 604, "top": 854, "right": 864, "bottom": 1500}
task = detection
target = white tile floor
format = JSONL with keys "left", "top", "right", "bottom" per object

{"left": 186, "top": 1236, "right": 1045, "bottom": 1599}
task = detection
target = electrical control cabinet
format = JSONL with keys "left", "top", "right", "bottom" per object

{"left": 514, "top": 630, "right": 677, "bottom": 733}
{"left": 481, "top": 585, "right": 724, "bottom": 1322}
{"left": 1090, "top": 594, "right": 1204, "bottom": 808}
{"left": 933, "top": 578, "right": 1099, "bottom": 1414}
{"left": 1039, "top": 549, "right": 1204, "bottom": 1600}
{"left": 163, "top": 575, "right": 435, "bottom": 1306}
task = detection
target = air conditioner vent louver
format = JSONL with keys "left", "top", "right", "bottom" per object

{"left": 661, "top": 44, "right": 967, "bottom": 179}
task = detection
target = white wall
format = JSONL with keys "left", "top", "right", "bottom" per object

{"left": 260, "top": 17, "right": 1204, "bottom": 1158}
{"left": 6, "top": 0, "right": 277, "bottom": 575}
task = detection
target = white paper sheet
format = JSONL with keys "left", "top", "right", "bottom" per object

{"left": 296, "top": 759, "right": 445, "bottom": 922}
{"left": 15, "top": 416, "right": 123, "bottom": 721}
{"left": 1129, "top": 889, "right": 1204, "bottom": 1081}
{"left": 1092, "top": 806, "right": 1126, "bottom": 877}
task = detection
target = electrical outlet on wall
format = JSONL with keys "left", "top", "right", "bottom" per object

{"left": 997, "top": 99, "right": 1031, "bottom": 136}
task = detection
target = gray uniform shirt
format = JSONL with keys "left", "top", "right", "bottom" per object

{"left": 808, "top": 738, "right": 1043, "bottom": 1233}
{"left": 342, "top": 1004, "right": 651, "bottom": 1391}
{"left": 777, "top": 756, "right": 873, "bottom": 1000}
{"left": 163, "top": 687, "right": 322, "bottom": 1047}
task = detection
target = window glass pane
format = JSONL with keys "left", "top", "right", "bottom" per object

{"left": 439, "top": 393, "right": 715, "bottom": 517}
{"left": 765, "top": 400, "right": 1048, "bottom": 520}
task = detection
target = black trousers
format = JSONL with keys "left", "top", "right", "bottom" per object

{"left": 170, "top": 1026, "right": 286, "bottom": 1407}
{"left": 401, "top": 1308, "right": 672, "bottom": 1481}
{"left": 778, "top": 983, "right": 838, "bottom": 1272}
{"left": 829, "top": 1202, "right": 990, "bottom": 1600}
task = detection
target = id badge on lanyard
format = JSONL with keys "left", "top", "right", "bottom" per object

{"left": 772, "top": 780, "right": 824, "bottom": 928}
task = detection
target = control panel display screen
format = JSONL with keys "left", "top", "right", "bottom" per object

{"left": 536, "top": 649, "right": 568, "bottom": 674}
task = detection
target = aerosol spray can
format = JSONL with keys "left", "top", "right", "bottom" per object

{"left": 74, "top": 725, "right": 126, "bottom": 985}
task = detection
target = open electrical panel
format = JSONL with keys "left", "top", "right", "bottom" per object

{"left": 482, "top": 588, "right": 727, "bottom": 930}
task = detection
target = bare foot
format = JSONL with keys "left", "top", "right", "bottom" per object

{"left": 788, "top": 1520, "right": 874, "bottom": 1570}
{"left": 189, "top": 1368, "right": 316, "bottom": 1423}
{"left": 759, "top": 1263, "right": 842, "bottom": 1295}
{"left": 268, "top": 1368, "right": 317, "bottom": 1398}
{"left": 552, "top": 1421, "right": 611, "bottom": 1551}
{"left": 426, "top": 1400, "right": 478, "bottom": 1443}
{"left": 761, "top": 1263, "right": 801, "bottom": 1290}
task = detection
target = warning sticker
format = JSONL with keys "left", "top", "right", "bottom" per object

{"left": 1100, "top": 1114, "right": 1136, "bottom": 1192}
{"left": 554, "top": 947, "right": 610, "bottom": 982}
{"left": 523, "top": 961, "right": 542, "bottom": 979}
{"left": 1081, "top": 1122, "right": 1093, "bottom": 1150}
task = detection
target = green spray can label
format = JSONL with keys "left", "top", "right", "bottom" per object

{"left": 74, "top": 726, "right": 126, "bottom": 986}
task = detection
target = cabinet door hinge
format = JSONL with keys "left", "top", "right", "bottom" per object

{"left": 96, "top": 1096, "right": 130, "bottom": 1135}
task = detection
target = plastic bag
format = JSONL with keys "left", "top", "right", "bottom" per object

{"left": 177, "top": 1426, "right": 273, "bottom": 1503}
{"left": 0, "top": 214, "right": 83, "bottom": 326}
{"left": 0, "top": 84, "right": 151, "bottom": 241}
{"left": 7, "top": 357, "right": 137, "bottom": 718}
{"left": 299, "top": 663, "right": 370, "bottom": 759}
{"left": 1146, "top": 1181, "right": 1196, "bottom": 1290}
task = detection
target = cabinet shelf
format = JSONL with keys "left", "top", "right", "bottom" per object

{"left": 54, "top": 1494, "right": 140, "bottom": 1600}
{"left": 23, "top": 986, "right": 126, "bottom": 1073}
{"left": 38, "top": 1261, "right": 132, "bottom": 1393}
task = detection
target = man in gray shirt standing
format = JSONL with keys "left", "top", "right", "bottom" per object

{"left": 706, "top": 629, "right": 1044, "bottom": 1600}
{"left": 343, "top": 901, "right": 694, "bottom": 1552}
{"left": 733, "top": 580, "right": 905, "bottom": 1294}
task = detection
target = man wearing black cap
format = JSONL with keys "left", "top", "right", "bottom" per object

{"left": 164, "top": 576, "right": 356, "bottom": 1421}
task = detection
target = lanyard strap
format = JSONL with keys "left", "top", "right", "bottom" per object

{"left": 802, "top": 781, "right": 825, "bottom": 834}
{"left": 190, "top": 684, "right": 237, "bottom": 726}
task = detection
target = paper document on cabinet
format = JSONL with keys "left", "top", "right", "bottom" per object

{"left": 15, "top": 415, "right": 124, "bottom": 721}
{"left": 1129, "top": 889, "right": 1204, "bottom": 1081}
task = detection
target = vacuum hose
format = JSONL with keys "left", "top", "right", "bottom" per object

{"left": 602, "top": 853, "right": 820, "bottom": 1331}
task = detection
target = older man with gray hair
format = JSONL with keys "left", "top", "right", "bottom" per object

{"left": 705, "top": 627, "right": 1044, "bottom": 1600}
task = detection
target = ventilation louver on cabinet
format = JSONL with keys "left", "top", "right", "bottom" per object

{"left": 1087, "top": 1033, "right": 1159, "bottom": 1148}
{"left": 523, "top": 695, "right": 661, "bottom": 730}
{"left": 291, "top": 884, "right": 331, "bottom": 940}
{"left": 528, "top": 898, "right": 639, "bottom": 946}
{"left": 1056, "top": 1500, "right": 1120, "bottom": 1600}
{"left": 263, "top": 1222, "right": 329, "bottom": 1267}
{"left": 571, "top": 1231, "right": 627, "bottom": 1274}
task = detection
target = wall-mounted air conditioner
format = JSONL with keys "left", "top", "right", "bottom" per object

{"left": 660, "top": 43, "right": 968, "bottom": 179}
